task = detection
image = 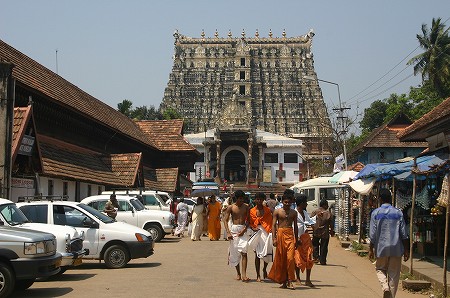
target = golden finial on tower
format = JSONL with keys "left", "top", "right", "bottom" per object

{"left": 215, "top": 29, "right": 219, "bottom": 38}
{"left": 201, "top": 29, "right": 205, "bottom": 39}
{"left": 241, "top": 29, "right": 246, "bottom": 38}
{"left": 282, "top": 29, "right": 286, "bottom": 38}
{"left": 269, "top": 29, "right": 273, "bottom": 38}
{"left": 228, "top": 30, "right": 232, "bottom": 38}
{"left": 255, "top": 29, "right": 259, "bottom": 38}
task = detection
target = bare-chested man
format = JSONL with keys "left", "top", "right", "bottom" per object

{"left": 268, "top": 189, "right": 299, "bottom": 290}
{"left": 223, "top": 190, "right": 250, "bottom": 282}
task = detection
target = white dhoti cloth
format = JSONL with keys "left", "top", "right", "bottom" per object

{"left": 248, "top": 226, "right": 273, "bottom": 263}
{"left": 228, "top": 224, "right": 249, "bottom": 267}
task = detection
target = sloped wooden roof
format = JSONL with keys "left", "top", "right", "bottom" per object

{"left": 348, "top": 162, "right": 365, "bottom": 172}
{"left": 351, "top": 114, "right": 427, "bottom": 154}
{"left": 0, "top": 39, "right": 157, "bottom": 150}
{"left": 38, "top": 135, "right": 141, "bottom": 186}
{"left": 12, "top": 106, "right": 32, "bottom": 160}
{"left": 398, "top": 97, "right": 450, "bottom": 141}
{"left": 143, "top": 167, "right": 179, "bottom": 192}
{"left": 135, "top": 120, "right": 196, "bottom": 151}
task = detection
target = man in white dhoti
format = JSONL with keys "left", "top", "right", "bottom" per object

{"left": 223, "top": 190, "right": 251, "bottom": 282}
{"left": 249, "top": 192, "right": 273, "bottom": 281}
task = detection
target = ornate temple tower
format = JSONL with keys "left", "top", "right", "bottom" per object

{"left": 160, "top": 29, "right": 333, "bottom": 160}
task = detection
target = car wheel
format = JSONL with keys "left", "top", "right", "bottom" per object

{"left": 14, "top": 278, "right": 35, "bottom": 291}
{"left": 146, "top": 224, "right": 163, "bottom": 242}
{"left": 104, "top": 245, "right": 130, "bottom": 269}
{"left": 0, "top": 263, "right": 15, "bottom": 297}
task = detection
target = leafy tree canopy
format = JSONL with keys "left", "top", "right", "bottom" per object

{"left": 117, "top": 100, "right": 163, "bottom": 120}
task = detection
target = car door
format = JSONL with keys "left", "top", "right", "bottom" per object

{"left": 114, "top": 199, "right": 138, "bottom": 227}
{"left": 142, "top": 195, "right": 160, "bottom": 210}
{"left": 53, "top": 205, "right": 100, "bottom": 256}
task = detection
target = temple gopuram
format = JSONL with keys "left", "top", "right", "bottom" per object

{"left": 161, "top": 29, "right": 333, "bottom": 183}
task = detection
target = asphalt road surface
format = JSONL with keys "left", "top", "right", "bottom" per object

{"left": 14, "top": 235, "right": 427, "bottom": 298}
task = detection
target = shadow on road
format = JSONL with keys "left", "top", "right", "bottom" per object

{"left": 159, "top": 237, "right": 182, "bottom": 243}
{"left": 39, "top": 273, "right": 96, "bottom": 282}
{"left": 13, "top": 287, "right": 73, "bottom": 297}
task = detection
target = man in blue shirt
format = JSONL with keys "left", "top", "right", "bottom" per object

{"left": 369, "top": 188, "right": 409, "bottom": 298}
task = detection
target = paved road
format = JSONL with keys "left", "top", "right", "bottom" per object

{"left": 14, "top": 236, "right": 427, "bottom": 298}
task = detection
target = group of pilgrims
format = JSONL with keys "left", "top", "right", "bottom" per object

{"left": 172, "top": 188, "right": 334, "bottom": 290}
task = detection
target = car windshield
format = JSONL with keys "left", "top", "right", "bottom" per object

{"left": 77, "top": 203, "right": 115, "bottom": 223}
{"left": 130, "top": 199, "right": 145, "bottom": 211}
{"left": 0, "top": 203, "right": 29, "bottom": 226}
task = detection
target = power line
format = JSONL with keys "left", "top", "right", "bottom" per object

{"left": 347, "top": 16, "right": 450, "bottom": 106}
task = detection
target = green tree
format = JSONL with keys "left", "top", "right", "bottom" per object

{"left": 117, "top": 99, "right": 133, "bottom": 117}
{"left": 385, "top": 93, "right": 413, "bottom": 121}
{"left": 408, "top": 17, "right": 450, "bottom": 96}
{"left": 408, "top": 81, "right": 445, "bottom": 120}
{"left": 359, "top": 100, "right": 388, "bottom": 132}
{"left": 162, "top": 107, "right": 182, "bottom": 120}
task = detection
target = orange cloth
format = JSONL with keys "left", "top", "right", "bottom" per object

{"left": 249, "top": 206, "right": 272, "bottom": 233}
{"left": 207, "top": 201, "right": 221, "bottom": 240}
{"left": 268, "top": 227, "right": 296, "bottom": 284}
{"left": 294, "top": 233, "right": 314, "bottom": 272}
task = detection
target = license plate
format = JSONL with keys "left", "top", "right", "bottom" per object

{"left": 73, "top": 258, "right": 83, "bottom": 266}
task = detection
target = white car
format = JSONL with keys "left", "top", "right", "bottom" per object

{"left": 81, "top": 195, "right": 175, "bottom": 242}
{"left": 102, "top": 190, "right": 170, "bottom": 212}
{"left": 17, "top": 200, "right": 154, "bottom": 269}
{"left": 0, "top": 198, "right": 86, "bottom": 273}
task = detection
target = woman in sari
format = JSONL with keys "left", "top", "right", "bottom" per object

{"left": 174, "top": 198, "right": 189, "bottom": 237}
{"left": 191, "top": 197, "right": 206, "bottom": 241}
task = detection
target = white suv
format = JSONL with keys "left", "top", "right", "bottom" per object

{"left": 81, "top": 195, "right": 174, "bottom": 242}
{"left": 102, "top": 190, "right": 170, "bottom": 212}
{"left": 17, "top": 200, "right": 154, "bottom": 269}
{"left": 0, "top": 198, "right": 86, "bottom": 274}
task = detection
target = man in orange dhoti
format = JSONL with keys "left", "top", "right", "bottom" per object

{"left": 249, "top": 192, "right": 273, "bottom": 282}
{"left": 294, "top": 194, "right": 315, "bottom": 287}
{"left": 268, "top": 189, "right": 299, "bottom": 290}
{"left": 207, "top": 195, "right": 221, "bottom": 240}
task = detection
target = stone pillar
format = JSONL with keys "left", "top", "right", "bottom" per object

{"left": 215, "top": 140, "right": 221, "bottom": 180}
{"left": 0, "top": 62, "right": 15, "bottom": 200}
{"left": 246, "top": 137, "right": 253, "bottom": 185}
{"left": 258, "top": 145, "right": 263, "bottom": 184}
{"left": 204, "top": 144, "right": 210, "bottom": 178}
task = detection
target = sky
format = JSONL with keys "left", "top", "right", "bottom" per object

{"left": 1, "top": 1, "right": 449, "bottom": 133}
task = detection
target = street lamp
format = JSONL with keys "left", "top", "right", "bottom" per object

{"left": 304, "top": 75, "right": 348, "bottom": 170}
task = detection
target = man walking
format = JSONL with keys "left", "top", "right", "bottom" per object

{"left": 268, "top": 189, "right": 298, "bottom": 290}
{"left": 223, "top": 190, "right": 250, "bottom": 282}
{"left": 249, "top": 192, "right": 273, "bottom": 281}
{"left": 311, "top": 199, "right": 334, "bottom": 265}
{"left": 294, "top": 194, "right": 315, "bottom": 287}
{"left": 369, "top": 188, "right": 409, "bottom": 298}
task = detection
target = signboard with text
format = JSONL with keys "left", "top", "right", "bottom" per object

{"left": 18, "top": 135, "right": 35, "bottom": 156}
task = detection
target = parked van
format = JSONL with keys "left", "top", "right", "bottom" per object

{"left": 291, "top": 176, "right": 347, "bottom": 213}
{"left": 102, "top": 190, "right": 170, "bottom": 212}
{"left": 192, "top": 181, "right": 220, "bottom": 197}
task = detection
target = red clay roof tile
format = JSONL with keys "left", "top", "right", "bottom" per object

{"left": 0, "top": 39, "right": 157, "bottom": 150}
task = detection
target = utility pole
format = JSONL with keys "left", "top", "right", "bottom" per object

{"left": 328, "top": 82, "right": 350, "bottom": 170}
{"left": 0, "top": 62, "right": 15, "bottom": 200}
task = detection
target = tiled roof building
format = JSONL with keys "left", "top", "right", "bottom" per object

{"left": 2, "top": 39, "right": 197, "bottom": 200}
{"left": 350, "top": 114, "right": 427, "bottom": 164}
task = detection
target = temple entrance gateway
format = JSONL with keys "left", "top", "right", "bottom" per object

{"left": 223, "top": 148, "right": 247, "bottom": 182}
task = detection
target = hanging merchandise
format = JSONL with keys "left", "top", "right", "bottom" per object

{"left": 396, "top": 191, "right": 411, "bottom": 210}
{"left": 437, "top": 174, "right": 449, "bottom": 207}
{"left": 415, "top": 187, "right": 430, "bottom": 210}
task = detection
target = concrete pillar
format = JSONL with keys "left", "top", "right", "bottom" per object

{"left": 258, "top": 145, "right": 263, "bottom": 184}
{"left": 0, "top": 62, "right": 15, "bottom": 200}
{"left": 246, "top": 137, "right": 253, "bottom": 184}
{"left": 215, "top": 140, "right": 221, "bottom": 180}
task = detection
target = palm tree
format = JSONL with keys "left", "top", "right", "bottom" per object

{"left": 408, "top": 17, "right": 450, "bottom": 96}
